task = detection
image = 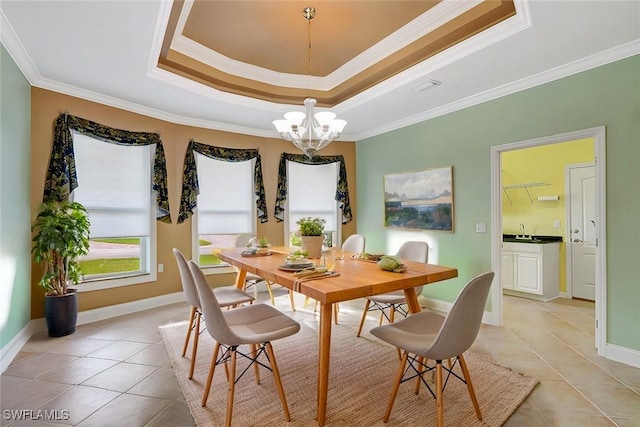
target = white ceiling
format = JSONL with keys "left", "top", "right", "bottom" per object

{"left": 1, "top": 0, "right": 639, "bottom": 142}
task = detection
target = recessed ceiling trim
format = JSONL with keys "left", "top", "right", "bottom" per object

{"left": 170, "top": 0, "right": 482, "bottom": 92}
{"left": 338, "top": 0, "right": 531, "bottom": 113}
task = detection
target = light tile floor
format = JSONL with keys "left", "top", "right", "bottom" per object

{"left": 2, "top": 288, "right": 639, "bottom": 426}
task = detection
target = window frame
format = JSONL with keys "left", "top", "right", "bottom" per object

{"left": 72, "top": 134, "right": 158, "bottom": 292}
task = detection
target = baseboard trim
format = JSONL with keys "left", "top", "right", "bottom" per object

{"left": 0, "top": 322, "right": 33, "bottom": 374}
{"left": 3, "top": 292, "right": 185, "bottom": 371}
{"left": 606, "top": 343, "right": 640, "bottom": 368}
{"left": 76, "top": 292, "right": 185, "bottom": 325}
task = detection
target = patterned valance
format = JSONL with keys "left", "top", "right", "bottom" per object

{"left": 177, "top": 140, "right": 268, "bottom": 224}
{"left": 275, "top": 153, "right": 352, "bottom": 224}
{"left": 43, "top": 114, "right": 171, "bottom": 223}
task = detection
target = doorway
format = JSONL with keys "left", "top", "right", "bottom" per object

{"left": 489, "top": 126, "right": 607, "bottom": 356}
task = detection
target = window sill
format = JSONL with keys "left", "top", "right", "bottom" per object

{"left": 75, "top": 271, "right": 158, "bottom": 292}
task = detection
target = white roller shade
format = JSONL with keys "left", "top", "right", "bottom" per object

{"left": 72, "top": 133, "right": 151, "bottom": 238}
{"left": 288, "top": 161, "right": 338, "bottom": 232}
{"left": 196, "top": 154, "right": 253, "bottom": 234}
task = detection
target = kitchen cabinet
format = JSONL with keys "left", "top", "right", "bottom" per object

{"left": 502, "top": 241, "right": 559, "bottom": 301}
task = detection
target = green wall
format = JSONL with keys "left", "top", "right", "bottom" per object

{"left": 0, "top": 45, "right": 31, "bottom": 351}
{"left": 356, "top": 55, "right": 640, "bottom": 351}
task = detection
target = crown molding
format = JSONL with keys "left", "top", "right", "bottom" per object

{"left": 352, "top": 39, "right": 640, "bottom": 141}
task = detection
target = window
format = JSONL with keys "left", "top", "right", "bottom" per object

{"left": 73, "top": 133, "right": 156, "bottom": 288}
{"left": 286, "top": 161, "right": 340, "bottom": 246}
{"left": 192, "top": 154, "right": 255, "bottom": 267}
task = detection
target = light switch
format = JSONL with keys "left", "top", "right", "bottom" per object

{"left": 158, "top": 264, "right": 164, "bottom": 273}
{"left": 476, "top": 223, "right": 486, "bottom": 233}
{"left": 553, "top": 220, "right": 561, "bottom": 229}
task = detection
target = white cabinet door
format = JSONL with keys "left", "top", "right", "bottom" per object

{"left": 502, "top": 251, "right": 514, "bottom": 290}
{"left": 514, "top": 253, "right": 542, "bottom": 294}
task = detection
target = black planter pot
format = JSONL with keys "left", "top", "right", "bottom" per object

{"left": 45, "top": 290, "right": 78, "bottom": 337}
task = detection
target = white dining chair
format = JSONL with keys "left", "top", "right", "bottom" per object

{"left": 188, "top": 260, "right": 301, "bottom": 427}
{"left": 172, "top": 248, "right": 254, "bottom": 379}
{"left": 370, "top": 272, "right": 495, "bottom": 426}
{"left": 356, "top": 241, "right": 429, "bottom": 337}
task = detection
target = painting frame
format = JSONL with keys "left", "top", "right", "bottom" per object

{"left": 383, "top": 166, "right": 454, "bottom": 232}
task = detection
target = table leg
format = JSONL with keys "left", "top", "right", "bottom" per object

{"left": 403, "top": 287, "right": 422, "bottom": 314}
{"left": 235, "top": 269, "right": 247, "bottom": 290}
{"left": 317, "top": 302, "right": 332, "bottom": 426}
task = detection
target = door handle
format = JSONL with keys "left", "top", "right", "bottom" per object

{"left": 572, "top": 229, "right": 580, "bottom": 233}
{"left": 573, "top": 238, "right": 583, "bottom": 243}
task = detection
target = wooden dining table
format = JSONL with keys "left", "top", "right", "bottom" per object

{"left": 218, "top": 246, "right": 458, "bottom": 426}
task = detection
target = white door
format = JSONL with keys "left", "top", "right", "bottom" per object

{"left": 569, "top": 165, "right": 596, "bottom": 300}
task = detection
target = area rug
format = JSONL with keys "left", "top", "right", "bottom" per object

{"left": 159, "top": 320, "right": 538, "bottom": 426}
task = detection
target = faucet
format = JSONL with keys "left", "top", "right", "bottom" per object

{"left": 519, "top": 223, "right": 526, "bottom": 238}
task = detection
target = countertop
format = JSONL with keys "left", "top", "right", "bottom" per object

{"left": 503, "top": 234, "right": 563, "bottom": 244}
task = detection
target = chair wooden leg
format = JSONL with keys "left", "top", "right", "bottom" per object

{"left": 189, "top": 313, "right": 200, "bottom": 379}
{"left": 202, "top": 342, "right": 221, "bottom": 407}
{"left": 458, "top": 354, "right": 482, "bottom": 421}
{"left": 415, "top": 357, "right": 426, "bottom": 394}
{"left": 379, "top": 309, "right": 385, "bottom": 326}
{"left": 356, "top": 300, "right": 371, "bottom": 337}
{"left": 265, "top": 342, "right": 292, "bottom": 422}
{"left": 288, "top": 290, "right": 296, "bottom": 311}
{"left": 266, "top": 281, "right": 275, "bottom": 306}
{"left": 182, "top": 306, "right": 196, "bottom": 357}
{"left": 383, "top": 350, "right": 408, "bottom": 423}
{"left": 435, "top": 361, "right": 444, "bottom": 427}
{"left": 225, "top": 349, "right": 237, "bottom": 427}
{"left": 390, "top": 305, "right": 396, "bottom": 323}
{"left": 251, "top": 344, "right": 260, "bottom": 385}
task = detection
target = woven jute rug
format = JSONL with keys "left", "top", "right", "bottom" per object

{"left": 159, "top": 319, "right": 537, "bottom": 426}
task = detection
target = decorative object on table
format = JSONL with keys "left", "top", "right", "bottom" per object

{"left": 384, "top": 166, "right": 454, "bottom": 232}
{"left": 31, "top": 200, "right": 90, "bottom": 337}
{"left": 296, "top": 216, "right": 326, "bottom": 258}
{"left": 377, "top": 255, "right": 407, "bottom": 273}
{"left": 351, "top": 253, "right": 384, "bottom": 262}
{"left": 255, "top": 236, "right": 271, "bottom": 254}
{"left": 272, "top": 7, "right": 346, "bottom": 159}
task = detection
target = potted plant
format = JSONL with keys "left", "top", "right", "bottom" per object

{"left": 296, "top": 217, "right": 326, "bottom": 258}
{"left": 256, "top": 237, "right": 271, "bottom": 254}
{"left": 31, "top": 200, "right": 90, "bottom": 337}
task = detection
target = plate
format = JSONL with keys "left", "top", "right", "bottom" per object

{"left": 277, "top": 263, "right": 314, "bottom": 271}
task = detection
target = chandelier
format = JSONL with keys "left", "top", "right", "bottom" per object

{"left": 272, "top": 7, "right": 347, "bottom": 159}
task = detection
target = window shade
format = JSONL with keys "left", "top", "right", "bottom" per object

{"left": 196, "top": 154, "right": 253, "bottom": 234}
{"left": 72, "top": 133, "right": 151, "bottom": 238}
{"left": 288, "top": 161, "right": 338, "bottom": 232}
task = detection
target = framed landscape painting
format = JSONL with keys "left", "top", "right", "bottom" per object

{"left": 383, "top": 166, "right": 454, "bottom": 232}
